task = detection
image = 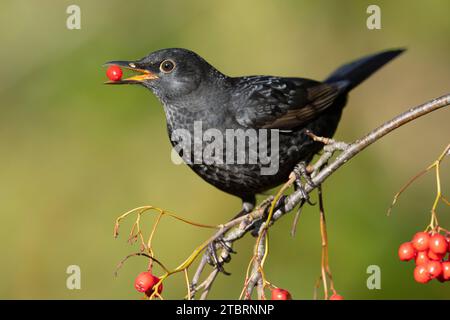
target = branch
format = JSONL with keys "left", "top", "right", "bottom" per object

{"left": 189, "top": 93, "right": 450, "bottom": 299}
{"left": 280, "top": 94, "right": 450, "bottom": 217}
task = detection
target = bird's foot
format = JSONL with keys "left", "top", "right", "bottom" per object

{"left": 205, "top": 237, "right": 235, "bottom": 275}
{"left": 293, "top": 162, "right": 316, "bottom": 205}
{"left": 232, "top": 196, "right": 256, "bottom": 220}
{"left": 249, "top": 195, "right": 285, "bottom": 237}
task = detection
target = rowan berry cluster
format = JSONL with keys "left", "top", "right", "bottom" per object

{"left": 398, "top": 232, "right": 450, "bottom": 283}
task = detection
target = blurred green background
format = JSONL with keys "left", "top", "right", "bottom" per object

{"left": 0, "top": 0, "right": 449, "bottom": 299}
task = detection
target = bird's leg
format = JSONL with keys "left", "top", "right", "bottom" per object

{"left": 206, "top": 241, "right": 232, "bottom": 275}
{"left": 206, "top": 196, "right": 256, "bottom": 274}
{"left": 290, "top": 132, "right": 350, "bottom": 236}
{"left": 232, "top": 196, "right": 256, "bottom": 220}
{"left": 293, "top": 162, "right": 316, "bottom": 205}
{"left": 295, "top": 161, "right": 316, "bottom": 188}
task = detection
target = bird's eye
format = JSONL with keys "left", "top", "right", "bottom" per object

{"left": 160, "top": 60, "right": 175, "bottom": 73}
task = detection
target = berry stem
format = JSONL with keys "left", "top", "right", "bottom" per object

{"left": 426, "top": 144, "right": 449, "bottom": 232}
{"left": 317, "top": 185, "right": 336, "bottom": 299}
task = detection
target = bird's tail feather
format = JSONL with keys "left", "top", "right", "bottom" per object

{"left": 325, "top": 49, "right": 405, "bottom": 92}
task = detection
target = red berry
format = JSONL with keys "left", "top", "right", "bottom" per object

{"left": 442, "top": 261, "right": 450, "bottom": 281}
{"left": 437, "top": 274, "right": 446, "bottom": 283}
{"left": 106, "top": 65, "right": 123, "bottom": 81}
{"left": 414, "top": 265, "right": 430, "bottom": 283}
{"left": 415, "top": 251, "right": 430, "bottom": 266}
{"left": 271, "top": 288, "right": 292, "bottom": 300}
{"left": 144, "top": 276, "right": 163, "bottom": 297}
{"left": 329, "top": 294, "right": 344, "bottom": 300}
{"left": 134, "top": 272, "right": 162, "bottom": 295}
{"left": 427, "top": 250, "right": 444, "bottom": 261}
{"left": 426, "top": 261, "right": 443, "bottom": 279}
{"left": 134, "top": 272, "right": 155, "bottom": 292}
{"left": 429, "top": 234, "right": 448, "bottom": 255}
{"left": 412, "top": 232, "right": 430, "bottom": 251}
{"left": 398, "top": 242, "right": 416, "bottom": 261}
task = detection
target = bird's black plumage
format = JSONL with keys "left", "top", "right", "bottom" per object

{"left": 105, "top": 48, "right": 404, "bottom": 213}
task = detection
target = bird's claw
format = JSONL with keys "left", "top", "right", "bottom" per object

{"left": 206, "top": 238, "right": 234, "bottom": 275}
{"left": 293, "top": 162, "right": 317, "bottom": 205}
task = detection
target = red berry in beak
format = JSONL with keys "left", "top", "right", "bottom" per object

{"left": 106, "top": 65, "right": 123, "bottom": 81}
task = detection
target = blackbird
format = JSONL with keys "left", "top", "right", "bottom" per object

{"left": 105, "top": 48, "right": 404, "bottom": 215}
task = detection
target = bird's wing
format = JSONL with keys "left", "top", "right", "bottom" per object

{"left": 232, "top": 76, "right": 347, "bottom": 130}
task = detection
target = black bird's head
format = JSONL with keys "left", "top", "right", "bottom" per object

{"left": 104, "top": 48, "right": 223, "bottom": 103}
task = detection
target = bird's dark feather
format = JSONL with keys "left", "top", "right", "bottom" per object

{"left": 231, "top": 76, "right": 346, "bottom": 130}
